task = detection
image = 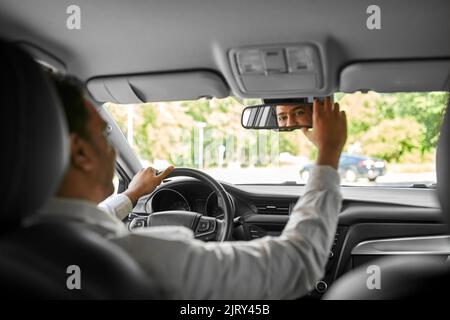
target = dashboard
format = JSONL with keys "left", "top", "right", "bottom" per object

{"left": 130, "top": 177, "right": 448, "bottom": 299}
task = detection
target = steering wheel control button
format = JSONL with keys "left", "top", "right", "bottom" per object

{"left": 195, "top": 217, "right": 217, "bottom": 239}
{"left": 198, "top": 220, "right": 210, "bottom": 232}
{"left": 315, "top": 281, "right": 328, "bottom": 294}
{"left": 129, "top": 218, "right": 146, "bottom": 231}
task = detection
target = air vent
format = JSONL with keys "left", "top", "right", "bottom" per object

{"left": 330, "top": 226, "right": 344, "bottom": 259}
{"left": 248, "top": 225, "right": 267, "bottom": 239}
{"left": 255, "top": 202, "right": 292, "bottom": 215}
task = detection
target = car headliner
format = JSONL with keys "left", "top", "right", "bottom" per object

{"left": 0, "top": 0, "right": 449, "bottom": 98}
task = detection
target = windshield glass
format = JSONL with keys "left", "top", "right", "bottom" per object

{"left": 106, "top": 92, "right": 448, "bottom": 186}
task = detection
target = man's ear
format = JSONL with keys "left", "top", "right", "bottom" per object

{"left": 69, "top": 134, "right": 94, "bottom": 172}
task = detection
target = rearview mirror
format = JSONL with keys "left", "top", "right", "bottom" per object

{"left": 241, "top": 96, "right": 333, "bottom": 131}
{"left": 241, "top": 102, "right": 313, "bottom": 131}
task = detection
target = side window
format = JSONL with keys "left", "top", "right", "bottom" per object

{"left": 112, "top": 173, "right": 127, "bottom": 195}
{"left": 113, "top": 165, "right": 129, "bottom": 195}
{"left": 112, "top": 174, "right": 120, "bottom": 195}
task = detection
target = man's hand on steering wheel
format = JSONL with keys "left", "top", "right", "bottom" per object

{"left": 124, "top": 166, "right": 174, "bottom": 206}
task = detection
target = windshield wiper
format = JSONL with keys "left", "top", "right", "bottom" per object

{"left": 409, "top": 183, "right": 436, "bottom": 189}
{"left": 280, "top": 181, "right": 303, "bottom": 185}
{"left": 278, "top": 182, "right": 436, "bottom": 188}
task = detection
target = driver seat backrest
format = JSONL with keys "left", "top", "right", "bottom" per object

{"left": 0, "top": 222, "right": 161, "bottom": 299}
{"left": 323, "top": 96, "right": 450, "bottom": 300}
{"left": 0, "top": 39, "right": 164, "bottom": 299}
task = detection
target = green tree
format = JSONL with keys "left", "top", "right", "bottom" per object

{"left": 359, "top": 118, "right": 424, "bottom": 162}
{"left": 375, "top": 92, "right": 448, "bottom": 154}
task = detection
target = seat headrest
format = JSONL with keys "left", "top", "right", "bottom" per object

{"left": 436, "top": 96, "right": 450, "bottom": 229}
{"left": 0, "top": 40, "right": 69, "bottom": 230}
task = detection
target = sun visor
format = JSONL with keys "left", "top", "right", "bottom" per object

{"left": 87, "top": 70, "right": 229, "bottom": 103}
{"left": 340, "top": 60, "right": 450, "bottom": 93}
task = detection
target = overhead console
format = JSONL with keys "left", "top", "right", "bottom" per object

{"left": 86, "top": 70, "right": 229, "bottom": 103}
{"left": 229, "top": 43, "right": 326, "bottom": 98}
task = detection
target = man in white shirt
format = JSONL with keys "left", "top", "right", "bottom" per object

{"left": 35, "top": 76, "right": 347, "bottom": 299}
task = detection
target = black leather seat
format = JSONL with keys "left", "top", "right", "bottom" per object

{"left": 0, "top": 40, "right": 162, "bottom": 299}
{"left": 323, "top": 97, "right": 450, "bottom": 299}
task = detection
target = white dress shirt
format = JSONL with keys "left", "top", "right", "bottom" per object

{"left": 99, "top": 193, "right": 133, "bottom": 221}
{"left": 33, "top": 165, "right": 342, "bottom": 299}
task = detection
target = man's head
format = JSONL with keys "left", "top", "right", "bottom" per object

{"left": 276, "top": 104, "right": 313, "bottom": 128}
{"left": 52, "top": 76, "right": 116, "bottom": 203}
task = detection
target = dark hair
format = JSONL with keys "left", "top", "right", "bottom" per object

{"left": 51, "top": 74, "right": 91, "bottom": 139}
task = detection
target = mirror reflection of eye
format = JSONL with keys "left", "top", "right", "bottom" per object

{"left": 278, "top": 115, "right": 288, "bottom": 122}
{"left": 293, "top": 109, "right": 305, "bottom": 117}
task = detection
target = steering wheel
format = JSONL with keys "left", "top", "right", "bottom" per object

{"left": 131, "top": 168, "right": 234, "bottom": 242}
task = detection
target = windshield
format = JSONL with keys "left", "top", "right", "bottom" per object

{"left": 106, "top": 92, "right": 448, "bottom": 187}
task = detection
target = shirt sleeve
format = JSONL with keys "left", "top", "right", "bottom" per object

{"left": 112, "top": 165, "right": 342, "bottom": 299}
{"left": 98, "top": 193, "right": 133, "bottom": 220}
